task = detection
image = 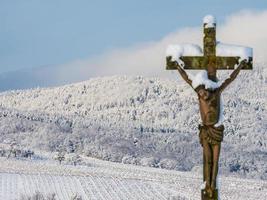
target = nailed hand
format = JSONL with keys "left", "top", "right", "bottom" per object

{"left": 166, "top": 56, "right": 179, "bottom": 68}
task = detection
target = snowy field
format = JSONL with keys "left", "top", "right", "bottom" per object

{"left": 0, "top": 156, "right": 267, "bottom": 200}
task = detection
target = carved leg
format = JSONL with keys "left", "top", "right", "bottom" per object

{"left": 211, "top": 144, "right": 221, "bottom": 190}
{"left": 202, "top": 139, "right": 212, "bottom": 191}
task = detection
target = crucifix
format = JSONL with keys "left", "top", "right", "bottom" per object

{"left": 166, "top": 15, "right": 252, "bottom": 200}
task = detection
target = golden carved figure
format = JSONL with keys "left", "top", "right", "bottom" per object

{"left": 167, "top": 56, "right": 246, "bottom": 198}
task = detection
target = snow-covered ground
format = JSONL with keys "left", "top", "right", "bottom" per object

{"left": 1, "top": 155, "right": 267, "bottom": 200}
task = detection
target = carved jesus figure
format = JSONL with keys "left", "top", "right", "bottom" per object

{"left": 167, "top": 56, "right": 245, "bottom": 198}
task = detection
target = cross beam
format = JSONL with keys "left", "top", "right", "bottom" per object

{"left": 166, "top": 18, "right": 252, "bottom": 81}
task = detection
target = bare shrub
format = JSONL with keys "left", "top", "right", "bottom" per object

{"left": 71, "top": 194, "right": 83, "bottom": 200}
{"left": 19, "top": 191, "right": 56, "bottom": 200}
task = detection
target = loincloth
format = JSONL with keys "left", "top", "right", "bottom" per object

{"left": 198, "top": 124, "right": 224, "bottom": 145}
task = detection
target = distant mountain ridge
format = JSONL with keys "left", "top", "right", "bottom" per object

{"left": 0, "top": 63, "right": 266, "bottom": 179}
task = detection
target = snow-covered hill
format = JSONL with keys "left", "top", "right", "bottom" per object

{"left": 1, "top": 155, "right": 267, "bottom": 200}
{"left": 0, "top": 63, "right": 266, "bottom": 179}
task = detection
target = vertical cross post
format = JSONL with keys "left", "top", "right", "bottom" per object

{"left": 203, "top": 18, "right": 217, "bottom": 81}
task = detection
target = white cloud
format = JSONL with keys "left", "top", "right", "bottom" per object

{"left": 55, "top": 26, "right": 201, "bottom": 82}
{"left": 53, "top": 10, "right": 267, "bottom": 83}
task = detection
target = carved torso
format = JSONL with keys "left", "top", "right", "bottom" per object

{"left": 197, "top": 89, "right": 221, "bottom": 126}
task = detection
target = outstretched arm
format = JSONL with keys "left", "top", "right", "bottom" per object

{"left": 219, "top": 60, "right": 246, "bottom": 92}
{"left": 166, "top": 56, "right": 193, "bottom": 88}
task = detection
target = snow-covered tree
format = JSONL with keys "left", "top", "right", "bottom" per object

{"left": 54, "top": 152, "right": 65, "bottom": 164}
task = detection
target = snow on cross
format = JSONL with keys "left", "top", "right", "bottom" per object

{"left": 166, "top": 15, "right": 253, "bottom": 82}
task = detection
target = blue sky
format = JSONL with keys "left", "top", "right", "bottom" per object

{"left": 1, "top": 0, "right": 266, "bottom": 75}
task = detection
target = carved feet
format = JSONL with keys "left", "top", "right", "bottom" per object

{"left": 201, "top": 187, "right": 218, "bottom": 200}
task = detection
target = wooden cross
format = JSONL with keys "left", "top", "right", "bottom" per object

{"left": 166, "top": 17, "right": 253, "bottom": 81}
